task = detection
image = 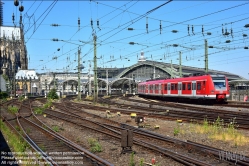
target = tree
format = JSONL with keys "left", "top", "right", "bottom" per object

{"left": 47, "top": 89, "right": 59, "bottom": 99}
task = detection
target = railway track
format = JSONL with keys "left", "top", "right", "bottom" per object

{"left": 1, "top": 99, "right": 114, "bottom": 166}
{"left": 215, "top": 101, "right": 249, "bottom": 109}
{"left": 41, "top": 99, "right": 249, "bottom": 166}
{"left": 87, "top": 97, "right": 249, "bottom": 129}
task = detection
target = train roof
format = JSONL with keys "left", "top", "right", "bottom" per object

{"left": 138, "top": 74, "right": 227, "bottom": 85}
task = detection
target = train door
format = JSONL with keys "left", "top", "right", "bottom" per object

{"left": 153, "top": 84, "right": 155, "bottom": 94}
{"left": 161, "top": 84, "right": 164, "bottom": 95}
{"left": 178, "top": 82, "right": 182, "bottom": 96}
{"left": 167, "top": 83, "right": 170, "bottom": 95}
{"left": 192, "top": 81, "right": 196, "bottom": 97}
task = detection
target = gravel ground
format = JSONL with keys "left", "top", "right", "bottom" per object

{"left": 34, "top": 99, "right": 249, "bottom": 166}
{"left": 37, "top": 115, "right": 184, "bottom": 166}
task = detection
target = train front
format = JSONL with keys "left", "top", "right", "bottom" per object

{"left": 211, "top": 75, "right": 229, "bottom": 102}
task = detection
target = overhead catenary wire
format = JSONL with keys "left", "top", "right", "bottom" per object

{"left": 31, "top": 0, "right": 249, "bottom": 73}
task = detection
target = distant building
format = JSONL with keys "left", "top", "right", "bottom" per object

{"left": 0, "top": 0, "right": 3, "bottom": 26}
{"left": 0, "top": 26, "right": 28, "bottom": 78}
{"left": 15, "top": 70, "right": 39, "bottom": 96}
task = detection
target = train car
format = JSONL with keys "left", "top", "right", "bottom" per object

{"left": 137, "top": 74, "right": 229, "bottom": 102}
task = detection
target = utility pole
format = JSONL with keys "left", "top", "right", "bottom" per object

{"left": 205, "top": 39, "right": 208, "bottom": 73}
{"left": 78, "top": 47, "right": 81, "bottom": 100}
{"left": 170, "top": 60, "right": 172, "bottom": 79}
{"left": 53, "top": 73, "right": 55, "bottom": 89}
{"left": 77, "top": 17, "right": 81, "bottom": 100}
{"left": 93, "top": 35, "right": 98, "bottom": 103}
{"left": 179, "top": 51, "right": 182, "bottom": 77}
{"left": 106, "top": 68, "right": 108, "bottom": 96}
{"left": 153, "top": 65, "right": 155, "bottom": 79}
{"left": 88, "top": 62, "right": 91, "bottom": 96}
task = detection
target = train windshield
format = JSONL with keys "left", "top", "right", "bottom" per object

{"left": 211, "top": 76, "right": 226, "bottom": 90}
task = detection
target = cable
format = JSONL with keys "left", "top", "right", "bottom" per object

{"left": 26, "top": 0, "right": 58, "bottom": 43}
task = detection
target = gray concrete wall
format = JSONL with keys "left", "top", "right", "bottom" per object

{"left": 229, "top": 90, "right": 248, "bottom": 101}
{"left": 0, "top": 75, "right": 6, "bottom": 92}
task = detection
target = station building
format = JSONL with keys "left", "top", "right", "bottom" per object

{"left": 34, "top": 52, "right": 247, "bottom": 100}
{"left": 1, "top": 52, "right": 248, "bottom": 101}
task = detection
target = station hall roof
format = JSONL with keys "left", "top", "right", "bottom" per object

{"left": 114, "top": 60, "right": 244, "bottom": 81}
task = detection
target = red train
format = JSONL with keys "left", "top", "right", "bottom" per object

{"left": 137, "top": 74, "right": 230, "bottom": 103}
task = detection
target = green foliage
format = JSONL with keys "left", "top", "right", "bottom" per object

{"left": 202, "top": 118, "right": 209, "bottom": 132}
{"left": 15, "top": 125, "right": 21, "bottom": 131}
{"left": 173, "top": 122, "right": 180, "bottom": 136}
{"left": 47, "top": 89, "right": 59, "bottom": 100}
{"left": 18, "top": 95, "right": 25, "bottom": 101}
{"left": 139, "top": 158, "right": 144, "bottom": 166}
{"left": 2, "top": 74, "right": 9, "bottom": 81}
{"left": 212, "top": 116, "right": 224, "bottom": 134}
{"left": 85, "top": 96, "right": 93, "bottom": 101}
{"left": 129, "top": 152, "right": 135, "bottom": 166}
{"left": 0, "top": 92, "right": 8, "bottom": 99}
{"left": 0, "top": 120, "right": 28, "bottom": 153}
{"left": 43, "top": 100, "right": 52, "bottom": 109}
{"left": 34, "top": 100, "right": 52, "bottom": 114}
{"left": 40, "top": 144, "right": 46, "bottom": 151}
{"left": 34, "top": 107, "right": 44, "bottom": 114}
{"left": 227, "top": 118, "right": 236, "bottom": 135}
{"left": 8, "top": 105, "right": 19, "bottom": 114}
{"left": 87, "top": 138, "right": 102, "bottom": 153}
{"left": 52, "top": 126, "right": 59, "bottom": 132}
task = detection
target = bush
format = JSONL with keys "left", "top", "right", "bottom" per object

{"left": 47, "top": 89, "right": 59, "bottom": 100}
{"left": 87, "top": 138, "right": 102, "bottom": 153}
{"left": 8, "top": 106, "right": 19, "bottom": 114}
{"left": 18, "top": 95, "right": 25, "bottom": 101}
{"left": 0, "top": 92, "right": 8, "bottom": 99}
{"left": 34, "top": 107, "right": 44, "bottom": 114}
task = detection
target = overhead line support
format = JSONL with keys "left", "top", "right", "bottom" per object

{"left": 93, "top": 35, "right": 98, "bottom": 103}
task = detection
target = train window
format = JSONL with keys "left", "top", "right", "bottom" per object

{"left": 168, "top": 84, "right": 170, "bottom": 90}
{"left": 187, "top": 83, "right": 191, "bottom": 90}
{"left": 197, "top": 82, "right": 201, "bottom": 90}
{"left": 192, "top": 83, "right": 196, "bottom": 90}
{"left": 182, "top": 84, "right": 186, "bottom": 90}
{"left": 164, "top": 84, "right": 167, "bottom": 90}
{"left": 171, "top": 84, "right": 175, "bottom": 90}
{"left": 175, "top": 84, "right": 177, "bottom": 90}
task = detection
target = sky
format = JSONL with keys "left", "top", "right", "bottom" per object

{"left": 2, "top": 0, "right": 249, "bottom": 79}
